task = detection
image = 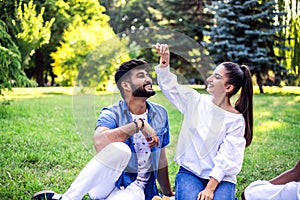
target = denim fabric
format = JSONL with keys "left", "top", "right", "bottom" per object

{"left": 175, "top": 166, "right": 236, "bottom": 200}
{"left": 96, "top": 99, "right": 170, "bottom": 200}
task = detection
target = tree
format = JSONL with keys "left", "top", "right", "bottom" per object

{"left": 101, "top": 0, "right": 215, "bottom": 83}
{"left": 276, "top": 0, "right": 300, "bottom": 86}
{"left": 205, "top": 0, "right": 287, "bottom": 93}
{"left": 0, "top": 0, "right": 55, "bottom": 86}
{"left": 159, "top": 0, "right": 214, "bottom": 83}
{"left": 12, "top": 0, "right": 55, "bottom": 67}
{"left": 0, "top": 20, "right": 32, "bottom": 95}
{"left": 101, "top": 0, "right": 161, "bottom": 34}
{"left": 51, "top": 0, "right": 130, "bottom": 89}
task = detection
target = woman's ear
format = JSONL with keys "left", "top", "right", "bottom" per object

{"left": 225, "top": 84, "right": 234, "bottom": 94}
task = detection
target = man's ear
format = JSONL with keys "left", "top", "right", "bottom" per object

{"left": 121, "top": 81, "right": 131, "bottom": 92}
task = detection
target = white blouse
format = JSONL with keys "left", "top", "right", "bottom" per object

{"left": 155, "top": 65, "right": 246, "bottom": 184}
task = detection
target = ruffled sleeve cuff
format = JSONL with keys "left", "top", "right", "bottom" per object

{"left": 209, "top": 167, "right": 225, "bottom": 183}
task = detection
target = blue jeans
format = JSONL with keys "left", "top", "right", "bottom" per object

{"left": 175, "top": 166, "right": 237, "bottom": 200}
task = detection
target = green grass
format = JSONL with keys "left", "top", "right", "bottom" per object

{"left": 1, "top": 86, "right": 299, "bottom": 199}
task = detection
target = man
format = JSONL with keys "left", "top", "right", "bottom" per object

{"left": 33, "top": 59, "right": 173, "bottom": 200}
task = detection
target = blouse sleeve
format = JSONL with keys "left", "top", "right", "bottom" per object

{"left": 155, "top": 65, "right": 200, "bottom": 114}
{"left": 209, "top": 119, "right": 246, "bottom": 182}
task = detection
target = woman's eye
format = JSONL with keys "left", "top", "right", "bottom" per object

{"left": 215, "top": 74, "right": 221, "bottom": 79}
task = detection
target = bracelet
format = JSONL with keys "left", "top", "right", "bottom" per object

{"left": 138, "top": 118, "right": 144, "bottom": 131}
{"left": 133, "top": 121, "right": 139, "bottom": 133}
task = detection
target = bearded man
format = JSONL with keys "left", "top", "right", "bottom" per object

{"left": 33, "top": 59, "right": 173, "bottom": 200}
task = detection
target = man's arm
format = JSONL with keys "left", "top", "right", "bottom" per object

{"left": 94, "top": 120, "right": 159, "bottom": 152}
{"left": 157, "top": 148, "right": 174, "bottom": 197}
{"left": 269, "top": 159, "right": 300, "bottom": 185}
{"left": 93, "top": 121, "right": 142, "bottom": 152}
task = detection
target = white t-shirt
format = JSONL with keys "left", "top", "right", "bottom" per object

{"left": 131, "top": 111, "right": 151, "bottom": 189}
{"left": 244, "top": 180, "right": 300, "bottom": 200}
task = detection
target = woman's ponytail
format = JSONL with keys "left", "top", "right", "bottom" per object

{"left": 235, "top": 65, "right": 253, "bottom": 147}
{"left": 223, "top": 62, "right": 253, "bottom": 147}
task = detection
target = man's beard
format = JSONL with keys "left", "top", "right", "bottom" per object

{"left": 131, "top": 82, "right": 156, "bottom": 98}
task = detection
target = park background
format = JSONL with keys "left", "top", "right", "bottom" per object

{"left": 0, "top": 0, "right": 299, "bottom": 199}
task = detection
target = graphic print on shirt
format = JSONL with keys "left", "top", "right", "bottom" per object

{"left": 131, "top": 111, "right": 151, "bottom": 189}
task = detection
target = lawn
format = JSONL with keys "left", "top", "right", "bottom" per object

{"left": 0, "top": 86, "right": 299, "bottom": 199}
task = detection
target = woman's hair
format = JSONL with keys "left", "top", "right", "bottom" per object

{"left": 222, "top": 62, "right": 253, "bottom": 147}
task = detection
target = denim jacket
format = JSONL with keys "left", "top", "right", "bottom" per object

{"left": 96, "top": 99, "right": 170, "bottom": 200}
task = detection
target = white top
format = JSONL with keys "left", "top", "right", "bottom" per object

{"left": 131, "top": 112, "right": 151, "bottom": 189}
{"left": 244, "top": 180, "right": 300, "bottom": 200}
{"left": 155, "top": 66, "right": 246, "bottom": 184}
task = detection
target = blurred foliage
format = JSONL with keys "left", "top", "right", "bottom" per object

{"left": 12, "top": 0, "right": 55, "bottom": 67}
{"left": 0, "top": 0, "right": 299, "bottom": 92}
{"left": 276, "top": 0, "right": 300, "bottom": 86}
{"left": 0, "top": 20, "right": 33, "bottom": 95}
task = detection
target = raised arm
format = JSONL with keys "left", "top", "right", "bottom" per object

{"left": 152, "top": 43, "right": 170, "bottom": 68}
{"left": 152, "top": 43, "right": 200, "bottom": 114}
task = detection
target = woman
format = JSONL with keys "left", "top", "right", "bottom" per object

{"left": 152, "top": 43, "right": 253, "bottom": 200}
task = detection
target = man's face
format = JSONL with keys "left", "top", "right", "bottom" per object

{"left": 128, "top": 68, "right": 156, "bottom": 98}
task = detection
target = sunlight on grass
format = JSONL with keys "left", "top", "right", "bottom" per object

{"left": 256, "top": 121, "right": 282, "bottom": 132}
{"left": 287, "top": 95, "right": 300, "bottom": 105}
{"left": 3, "top": 87, "right": 74, "bottom": 99}
{"left": 3, "top": 87, "right": 117, "bottom": 99}
{"left": 256, "top": 110, "right": 272, "bottom": 118}
{"left": 254, "top": 121, "right": 282, "bottom": 142}
{"left": 253, "top": 86, "right": 300, "bottom": 94}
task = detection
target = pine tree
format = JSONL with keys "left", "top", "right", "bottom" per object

{"left": 205, "top": 0, "right": 286, "bottom": 93}
{"left": 0, "top": 20, "right": 32, "bottom": 96}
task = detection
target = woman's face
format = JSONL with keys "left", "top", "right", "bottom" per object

{"left": 206, "top": 64, "right": 228, "bottom": 96}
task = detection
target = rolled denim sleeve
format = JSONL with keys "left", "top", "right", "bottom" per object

{"left": 96, "top": 108, "right": 118, "bottom": 129}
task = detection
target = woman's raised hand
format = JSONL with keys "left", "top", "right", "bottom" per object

{"left": 152, "top": 43, "right": 170, "bottom": 68}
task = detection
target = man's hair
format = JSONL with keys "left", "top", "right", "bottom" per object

{"left": 114, "top": 59, "right": 148, "bottom": 90}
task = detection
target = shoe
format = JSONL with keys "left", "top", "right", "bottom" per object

{"left": 32, "top": 190, "right": 62, "bottom": 200}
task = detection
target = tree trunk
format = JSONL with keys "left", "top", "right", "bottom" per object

{"left": 50, "top": 71, "right": 56, "bottom": 86}
{"left": 255, "top": 71, "right": 264, "bottom": 94}
{"left": 35, "top": 49, "right": 44, "bottom": 86}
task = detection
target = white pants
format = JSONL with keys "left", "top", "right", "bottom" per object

{"left": 244, "top": 180, "right": 300, "bottom": 200}
{"left": 61, "top": 142, "right": 144, "bottom": 200}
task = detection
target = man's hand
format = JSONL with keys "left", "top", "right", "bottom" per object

{"left": 141, "top": 120, "right": 159, "bottom": 148}
{"left": 152, "top": 43, "right": 170, "bottom": 68}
